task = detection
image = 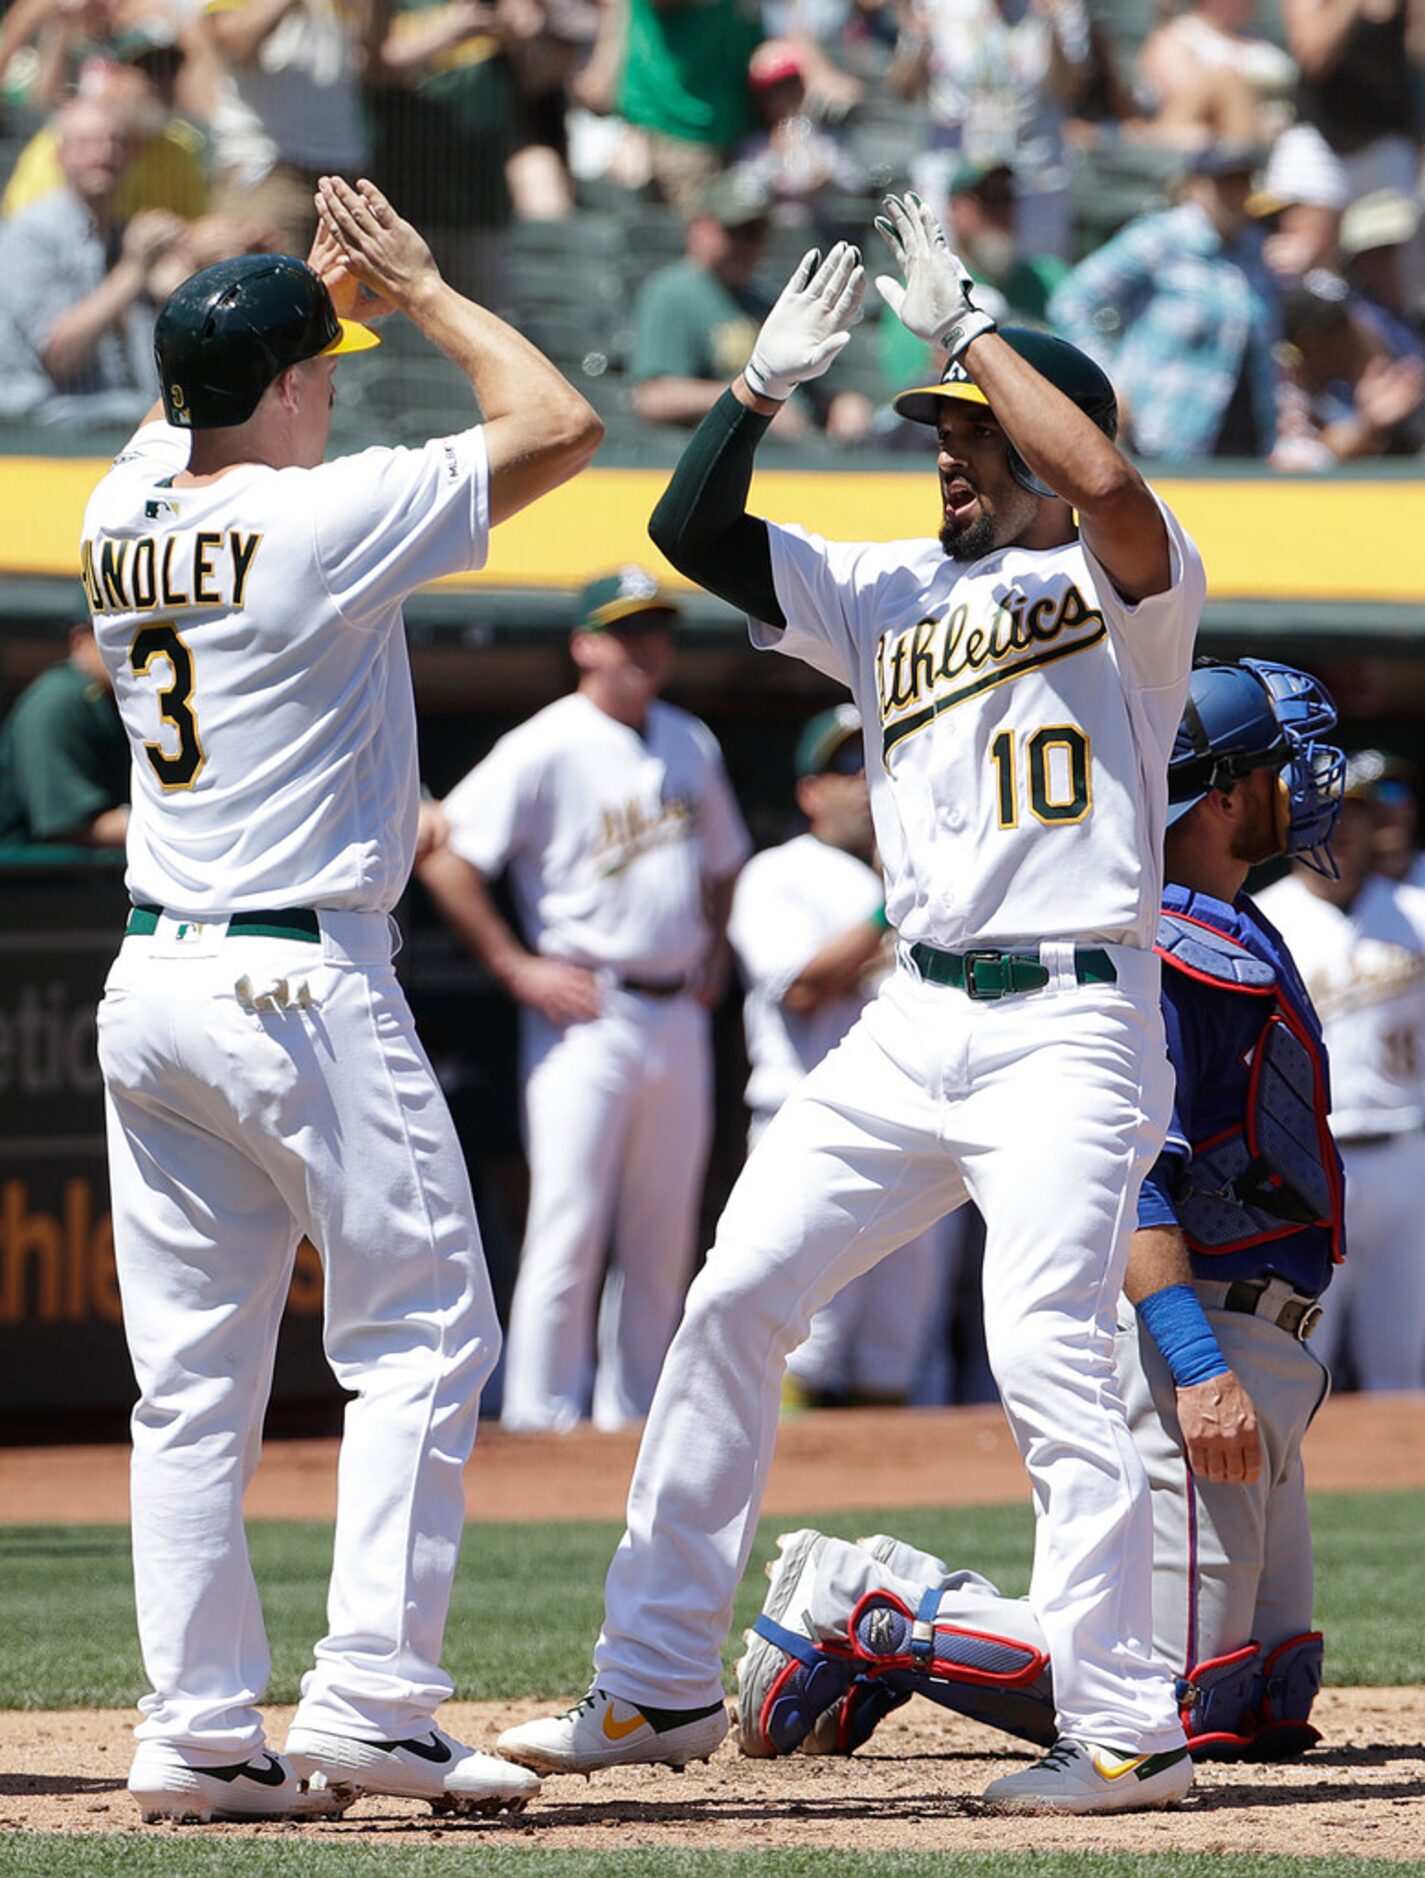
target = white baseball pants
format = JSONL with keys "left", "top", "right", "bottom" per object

{"left": 500, "top": 988, "right": 712, "bottom": 1433}
{"left": 748, "top": 1111, "right": 958, "bottom": 1402}
{"left": 595, "top": 950, "right": 1184, "bottom": 1754}
{"left": 1315, "top": 1132, "right": 1425, "bottom": 1391}
{"left": 98, "top": 911, "right": 499, "bottom": 1756}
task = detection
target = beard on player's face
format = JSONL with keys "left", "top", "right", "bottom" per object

{"left": 1226, "top": 769, "right": 1286, "bottom": 867}
{"left": 934, "top": 414, "right": 1038, "bottom": 561}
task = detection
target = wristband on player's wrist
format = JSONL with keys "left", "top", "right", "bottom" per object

{"left": 867, "top": 903, "right": 890, "bottom": 933}
{"left": 940, "top": 306, "right": 998, "bottom": 362}
{"left": 742, "top": 352, "right": 793, "bottom": 403}
{"left": 1136, "top": 1282, "right": 1230, "bottom": 1389}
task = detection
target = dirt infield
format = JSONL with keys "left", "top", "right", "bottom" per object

{"left": 4, "top": 1395, "right": 1423, "bottom": 1855}
{"left": 5, "top": 1391, "right": 1425, "bottom": 1525}
{"left": 6, "top": 1690, "right": 1424, "bottom": 1857}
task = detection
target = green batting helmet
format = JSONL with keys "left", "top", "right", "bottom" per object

{"left": 154, "top": 255, "right": 380, "bottom": 430}
{"left": 893, "top": 326, "right": 1118, "bottom": 499}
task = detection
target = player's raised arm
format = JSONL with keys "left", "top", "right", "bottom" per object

{"left": 316, "top": 175, "right": 602, "bottom": 523}
{"left": 648, "top": 243, "right": 865, "bottom": 623}
{"left": 874, "top": 193, "right": 1171, "bottom": 603}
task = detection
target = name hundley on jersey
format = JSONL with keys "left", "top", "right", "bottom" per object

{"left": 80, "top": 529, "right": 262, "bottom": 614}
{"left": 875, "top": 579, "right": 1106, "bottom": 759}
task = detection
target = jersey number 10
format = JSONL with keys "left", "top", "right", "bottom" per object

{"left": 990, "top": 725, "right": 1091, "bottom": 829}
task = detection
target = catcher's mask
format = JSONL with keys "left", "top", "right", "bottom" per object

{"left": 892, "top": 326, "right": 1118, "bottom": 499}
{"left": 154, "top": 255, "right": 379, "bottom": 430}
{"left": 1168, "top": 658, "right": 1345, "bottom": 876}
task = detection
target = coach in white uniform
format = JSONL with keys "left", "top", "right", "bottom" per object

{"left": 498, "top": 198, "right": 1206, "bottom": 1813}
{"left": 421, "top": 570, "right": 749, "bottom": 1433}
{"left": 88, "top": 179, "right": 601, "bottom": 1823}
{"left": 1259, "top": 775, "right": 1425, "bottom": 1391}
{"left": 730, "top": 703, "right": 953, "bottom": 1408}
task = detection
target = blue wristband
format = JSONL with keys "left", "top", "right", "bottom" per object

{"left": 1136, "top": 1283, "right": 1230, "bottom": 1389}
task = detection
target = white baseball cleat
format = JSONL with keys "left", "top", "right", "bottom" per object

{"left": 980, "top": 1735, "right": 1194, "bottom": 1814}
{"left": 495, "top": 1686, "right": 728, "bottom": 1774}
{"left": 284, "top": 1725, "right": 539, "bottom": 1817}
{"left": 127, "top": 1744, "right": 352, "bottom": 1824}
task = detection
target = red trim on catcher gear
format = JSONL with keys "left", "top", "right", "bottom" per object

{"left": 756, "top": 1645, "right": 856, "bottom": 1754}
{"left": 845, "top": 1590, "right": 1049, "bottom": 1687}
{"left": 1155, "top": 913, "right": 1279, "bottom": 998}
{"left": 1179, "top": 1641, "right": 1260, "bottom": 1755}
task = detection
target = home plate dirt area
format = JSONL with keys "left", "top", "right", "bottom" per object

{"left": 3, "top": 1394, "right": 1422, "bottom": 1855}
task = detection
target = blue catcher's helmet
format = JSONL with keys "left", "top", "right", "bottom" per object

{"left": 1168, "top": 658, "right": 1345, "bottom": 875}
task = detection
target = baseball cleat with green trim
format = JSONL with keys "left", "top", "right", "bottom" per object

{"left": 980, "top": 1735, "right": 1193, "bottom": 1813}
{"left": 495, "top": 1686, "right": 728, "bottom": 1774}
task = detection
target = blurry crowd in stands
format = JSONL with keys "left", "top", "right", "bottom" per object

{"left": 3, "top": 0, "right": 1425, "bottom": 455}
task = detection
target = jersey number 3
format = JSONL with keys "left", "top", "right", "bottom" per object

{"left": 990, "top": 725, "right": 1091, "bottom": 829}
{"left": 129, "top": 622, "right": 205, "bottom": 790}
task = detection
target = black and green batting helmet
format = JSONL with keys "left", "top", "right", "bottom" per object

{"left": 153, "top": 254, "right": 380, "bottom": 429}
{"left": 892, "top": 326, "right": 1118, "bottom": 499}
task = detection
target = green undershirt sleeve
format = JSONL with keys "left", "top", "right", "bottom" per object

{"left": 647, "top": 390, "right": 785, "bottom": 628}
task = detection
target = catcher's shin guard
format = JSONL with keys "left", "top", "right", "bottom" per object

{"left": 806, "top": 1587, "right": 1056, "bottom": 1753}
{"left": 1247, "top": 1631, "right": 1323, "bottom": 1760}
{"left": 1177, "top": 1642, "right": 1263, "bottom": 1758}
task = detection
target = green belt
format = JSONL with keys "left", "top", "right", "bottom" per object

{"left": 908, "top": 942, "right": 1116, "bottom": 1000}
{"left": 126, "top": 903, "right": 321, "bottom": 943}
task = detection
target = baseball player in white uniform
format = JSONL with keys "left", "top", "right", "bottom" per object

{"left": 734, "top": 657, "right": 1346, "bottom": 1775}
{"left": 1259, "top": 772, "right": 1425, "bottom": 1392}
{"left": 497, "top": 196, "right": 1206, "bottom": 1813}
{"left": 730, "top": 703, "right": 955, "bottom": 1408}
{"left": 419, "top": 570, "right": 749, "bottom": 1433}
{"left": 88, "top": 177, "right": 601, "bottom": 1823}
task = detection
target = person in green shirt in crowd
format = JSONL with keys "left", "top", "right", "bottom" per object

{"left": 630, "top": 170, "right": 873, "bottom": 441}
{"left": 0, "top": 623, "right": 130, "bottom": 847}
{"left": 877, "top": 160, "right": 1070, "bottom": 395}
{"left": 620, "top": 0, "right": 765, "bottom": 213}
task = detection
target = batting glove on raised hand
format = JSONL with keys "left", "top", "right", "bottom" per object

{"left": 743, "top": 241, "right": 866, "bottom": 403}
{"left": 873, "top": 192, "right": 997, "bottom": 360}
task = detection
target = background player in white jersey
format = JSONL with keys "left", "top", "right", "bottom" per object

{"left": 734, "top": 658, "right": 1344, "bottom": 1775}
{"left": 1258, "top": 763, "right": 1425, "bottom": 1391}
{"left": 496, "top": 195, "right": 1207, "bottom": 1814}
{"left": 729, "top": 703, "right": 956, "bottom": 1410}
{"left": 87, "top": 177, "right": 601, "bottom": 1823}
{"left": 419, "top": 570, "right": 749, "bottom": 1433}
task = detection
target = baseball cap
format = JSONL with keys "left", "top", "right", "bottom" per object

{"left": 1187, "top": 142, "right": 1267, "bottom": 182}
{"left": 949, "top": 159, "right": 1015, "bottom": 203}
{"left": 693, "top": 169, "right": 773, "bottom": 231}
{"left": 578, "top": 566, "right": 682, "bottom": 632}
{"left": 795, "top": 704, "right": 864, "bottom": 777}
{"left": 749, "top": 39, "right": 803, "bottom": 88}
{"left": 1341, "top": 189, "right": 1421, "bottom": 258}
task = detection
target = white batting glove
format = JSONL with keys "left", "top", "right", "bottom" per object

{"left": 743, "top": 241, "right": 866, "bottom": 403}
{"left": 873, "top": 192, "right": 997, "bottom": 360}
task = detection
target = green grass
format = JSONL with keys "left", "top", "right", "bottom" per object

{"left": 0, "top": 1850, "right": 1419, "bottom": 1878}
{"left": 2, "top": 1491, "right": 1421, "bottom": 1711}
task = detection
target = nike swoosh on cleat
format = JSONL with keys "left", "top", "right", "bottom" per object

{"left": 379, "top": 1734, "right": 454, "bottom": 1764}
{"left": 206, "top": 1754, "right": 288, "bottom": 1787}
{"left": 602, "top": 1705, "right": 648, "bottom": 1742}
{"left": 1089, "top": 1750, "right": 1152, "bottom": 1782}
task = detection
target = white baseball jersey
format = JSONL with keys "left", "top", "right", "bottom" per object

{"left": 729, "top": 833, "right": 885, "bottom": 1115}
{"left": 443, "top": 691, "right": 750, "bottom": 977}
{"left": 82, "top": 419, "right": 489, "bottom": 916}
{"left": 1256, "top": 871, "right": 1425, "bottom": 1138}
{"left": 753, "top": 498, "right": 1205, "bottom": 949}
